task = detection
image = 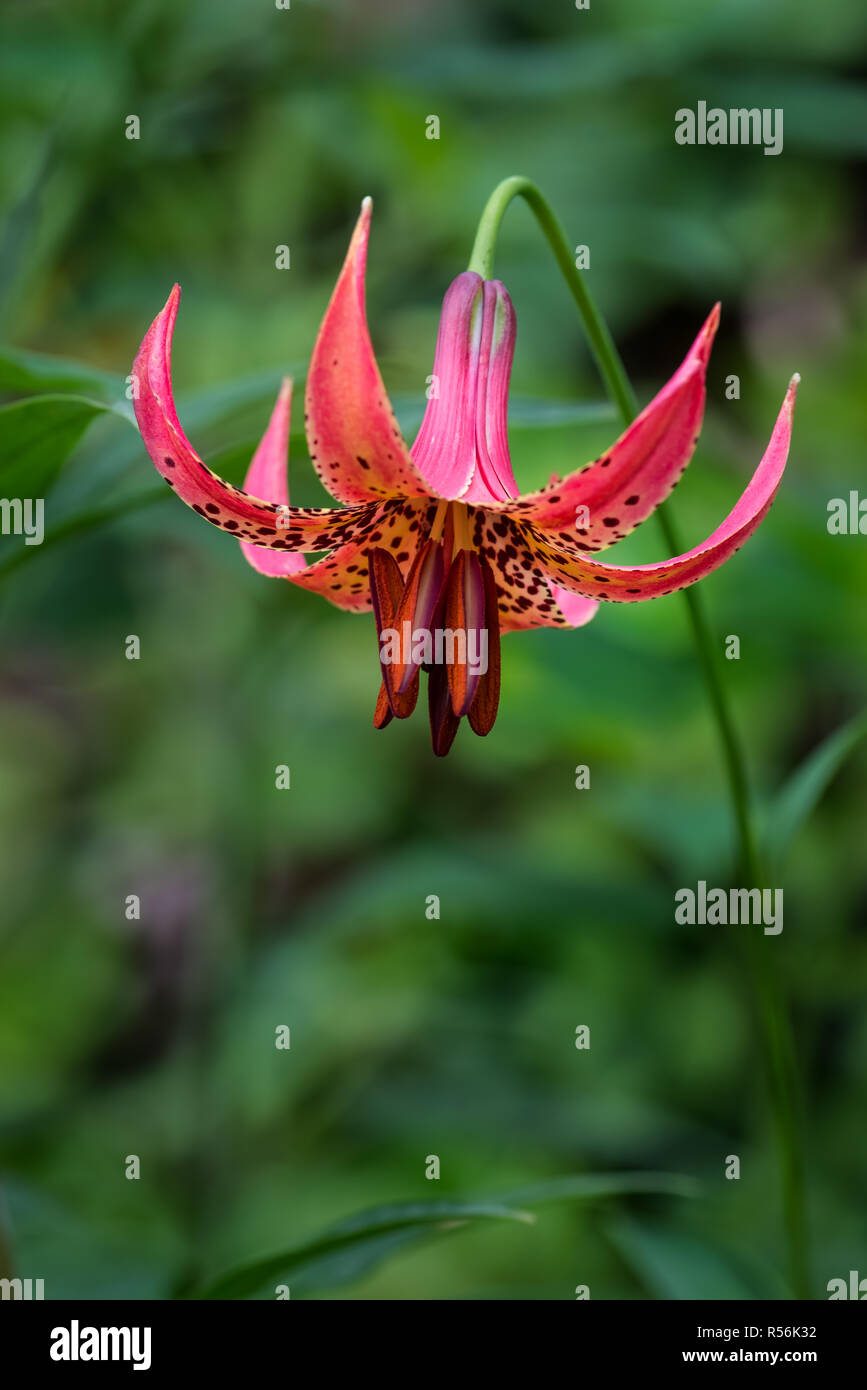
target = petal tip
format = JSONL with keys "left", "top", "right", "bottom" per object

{"left": 695, "top": 302, "right": 721, "bottom": 362}
{"left": 158, "top": 284, "right": 181, "bottom": 340}
{"left": 783, "top": 373, "right": 801, "bottom": 414}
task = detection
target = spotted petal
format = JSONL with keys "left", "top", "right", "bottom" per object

{"left": 521, "top": 376, "right": 799, "bottom": 603}
{"left": 305, "top": 198, "right": 432, "bottom": 504}
{"left": 501, "top": 306, "right": 720, "bottom": 551}
{"left": 546, "top": 586, "right": 601, "bottom": 629}
{"left": 133, "top": 285, "right": 376, "bottom": 552}
{"left": 470, "top": 506, "right": 597, "bottom": 632}
{"left": 292, "top": 498, "right": 433, "bottom": 613}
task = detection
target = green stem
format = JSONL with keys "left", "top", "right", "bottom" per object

{"left": 469, "top": 177, "right": 638, "bottom": 425}
{"left": 471, "top": 177, "right": 810, "bottom": 1299}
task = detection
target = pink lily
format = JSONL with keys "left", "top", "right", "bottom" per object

{"left": 132, "top": 197, "right": 798, "bottom": 756}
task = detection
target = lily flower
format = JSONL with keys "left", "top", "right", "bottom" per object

{"left": 132, "top": 198, "right": 798, "bottom": 756}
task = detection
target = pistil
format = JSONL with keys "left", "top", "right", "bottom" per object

{"left": 429, "top": 498, "right": 449, "bottom": 544}
{"left": 451, "top": 501, "right": 473, "bottom": 556}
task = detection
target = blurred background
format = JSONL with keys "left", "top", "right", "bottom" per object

{"left": 0, "top": 0, "right": 865, "bottom": 1299}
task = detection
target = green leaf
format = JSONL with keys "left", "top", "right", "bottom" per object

{"left": 0, "top": 489, "right": 166, "bottom": 583}
{"left": 605, "top": 1214, "right": 784, "bottom": 1300}
{"left": 0, "top": 393, "right": 133, "bottom": 498}
{"left": 194, "top": 1171, "right": 697, "bottom": 1300}
{"left": 195, "top": 1199, "right": 534, "bottom": 1300}
{"left": 0, "top": 345, "right": 124, "bottom": 402}
{"left": 763, "top": 709, "right": 867, "bottom": 867}
{"left": 494, "top": 1172, "right": 700, "bottom": 1205}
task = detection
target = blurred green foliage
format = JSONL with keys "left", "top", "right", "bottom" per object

{"left": 0, "top": 0, "right": 865, "bottom": 1299}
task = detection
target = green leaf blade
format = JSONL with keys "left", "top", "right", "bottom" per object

{"left": 0, "top": 393, "right": 132, "bottom": 498}
{"left": 193, "top": 1172, "right": 697, "bottom": 1300}
{"left": 764, "top": 709, "right": 867, "bottom": 867}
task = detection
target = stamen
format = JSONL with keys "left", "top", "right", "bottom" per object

{"left": 467, "top": 554, "right": 501, "bottom": 737}
{"left": 444, "top": 547, "right": 486, "bottom": 717}
{"left": 388, "top": 538, "right": 447, "bottom": 695}
{"left": 451, "top": 502, "right": 472, "bottom": 556}
{"left": 369, "top": 548, "right": 419, "bottom": 720}
{"left": 428, "top": 663, "right": 461, "bottom": 757}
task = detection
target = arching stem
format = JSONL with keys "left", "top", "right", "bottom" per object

{"left": 469, "top": 176, "right": 810, "bottom": 1300}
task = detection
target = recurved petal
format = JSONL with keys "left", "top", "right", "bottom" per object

{"left": 546, "top": 587, "right": 600, "bottom": 628}
{"left": 501, "top": 305, "right": 720, "bottom": 549}
{"left": 287, "top": 542, "right": 374, "bottom": 612}
{"left": 305, "top": 197, "right": 432, "bottom": 504}
{"left": 133, "top": 286, "right": 375, "bottom": 552}
{"left": 239, "top": 378, "right": 306, "bottom": 578}
{"left": 521, "top": 375, "right": 799, "bottom": 603}
{"left": 496, "top": 580, "right": 599, "bottom": 632}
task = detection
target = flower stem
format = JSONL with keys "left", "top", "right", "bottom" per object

{"left": 469, "top": 177, "right": 638, "bottom": 424}
{"left": 470, "top": 176, "right": 810, "bottom": 1299}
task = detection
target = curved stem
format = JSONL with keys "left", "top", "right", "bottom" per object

{"left": 469, "top": 177, "right": 638, "bottom": 424}
{"left": 471, "top": 177, "right": 810, "bottom": 1299}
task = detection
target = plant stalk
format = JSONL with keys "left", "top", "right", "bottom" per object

{"left": 469, "top": 176, "right": 810, "bottom": 1299}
